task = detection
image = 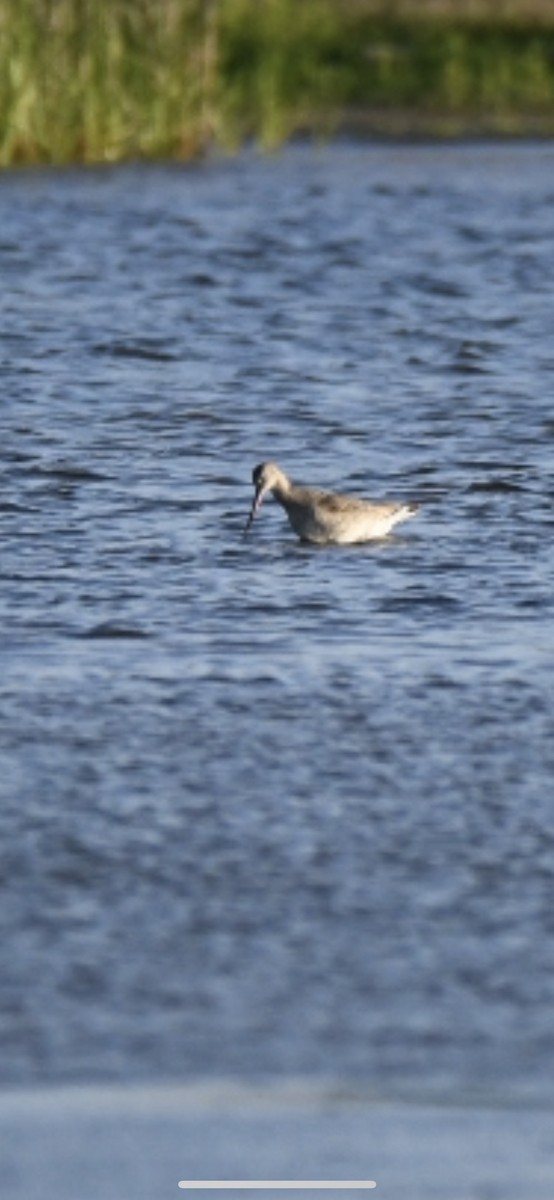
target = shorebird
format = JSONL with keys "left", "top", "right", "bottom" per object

{"left": 244, "top": 462, "right": 419, "bottom": 545}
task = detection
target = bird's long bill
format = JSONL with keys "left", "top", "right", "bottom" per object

{"left": 244, "top": 486, "right": 265, "bottom": 535}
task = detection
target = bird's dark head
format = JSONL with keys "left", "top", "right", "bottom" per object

{"left": 244, "top": 462, "right": 283, "bottom": 535}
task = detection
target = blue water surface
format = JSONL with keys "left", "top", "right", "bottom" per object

{"left": 1, "top": 142, "right": 554, "bottom": 1099}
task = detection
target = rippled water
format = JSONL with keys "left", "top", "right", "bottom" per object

{"left": 1, "top": 142, "right": 554, "bottom": 1099}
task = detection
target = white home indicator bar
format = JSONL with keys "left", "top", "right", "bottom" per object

{"left": 178, "top": 1183, "right": 376, "bottom": 1190}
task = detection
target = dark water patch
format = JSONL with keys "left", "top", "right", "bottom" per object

{"left": 186, "top": 272, "right": 218, "bottom": 287}
{"left": 447, "top": 361, "right": 490, "bottom": 376}
{"left": 407, "top": 273, "right": 469, "bottom": 299}
{"left": 18, "top": 463, "right": 108, "bottom": 482}
{"left": 467, "top": 479, "right": 529, "bottom": 494}
{"left": 0, "top": 500, "right": 34, "bottom": 513}
{"left": 92, "top": 339, "right": 180, "bottom": 361}
{"left": 379, "top": 592, "right": 462, "bottom": 612}
{"left": 80, "top": 623, "right": 151, "bottom": 640}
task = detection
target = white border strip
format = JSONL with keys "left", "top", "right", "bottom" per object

{"left": 178, "top": 1183, "right": 376, "bottom": 1190}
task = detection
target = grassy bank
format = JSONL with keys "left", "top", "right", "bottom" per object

{"left": 2, "top": 0, "right": 554, "bottom": 165}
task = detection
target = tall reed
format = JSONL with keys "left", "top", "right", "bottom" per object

{"left": 1, "top": 0, "right": 554, "bottom": 165}
{"left": 0, "top": 0, "right": 218, "bottom": 163}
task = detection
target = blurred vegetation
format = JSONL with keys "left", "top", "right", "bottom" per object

{"left": 2, "top": 0, "right": 554, "bottom": 164}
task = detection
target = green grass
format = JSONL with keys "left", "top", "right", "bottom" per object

{"left": 0, "top": 0, "right": 217, "bottom": 163}
{"left": 2, "top": 0, "right": 554, "bottom": 165}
